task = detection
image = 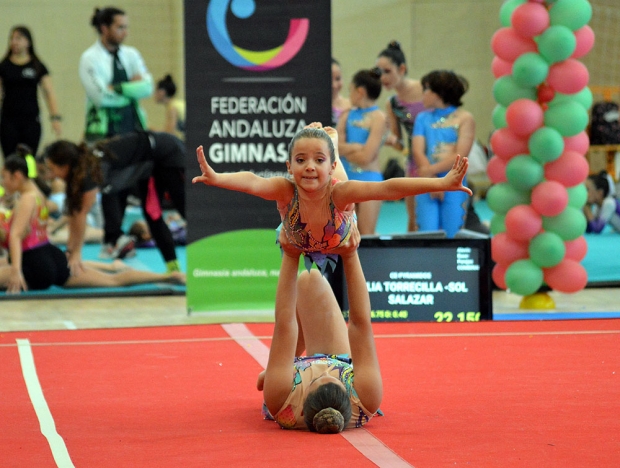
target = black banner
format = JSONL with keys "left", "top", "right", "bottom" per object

{"left": 184, "top": 0, "right": 332, "bottom": 242}
{"left": 183, "top": 0, "right": 331, "bottom": 313}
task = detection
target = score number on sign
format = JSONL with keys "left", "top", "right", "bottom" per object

{"left": 434, "top": 311, "right": 482, "bottom": 322}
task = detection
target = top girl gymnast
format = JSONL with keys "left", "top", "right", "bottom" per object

{"left": 193, "top": 123, "right": 472, "bottom": 272}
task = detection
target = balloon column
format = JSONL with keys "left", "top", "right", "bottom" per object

{"left": 489, "top": 0, "right": 594, "bottom": 299}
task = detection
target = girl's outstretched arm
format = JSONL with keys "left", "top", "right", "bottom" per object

{"left": 333, "top": 154, "right": 472, "bottom": 207}
{"left": 192, "top": 145, "right": 292, "bottom": 202}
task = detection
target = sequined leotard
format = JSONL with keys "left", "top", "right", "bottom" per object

{"left": 390, "top": 95, "right": 425, "bottom": 176}
{"left": 264, "top": 354, "right": 376, "bottom": 430}
{"left": 277, "top": 178, "right": 355, "bottom": 273}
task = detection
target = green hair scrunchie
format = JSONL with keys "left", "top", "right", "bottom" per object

{"left": 25, "top": 154, "right": 38, "bottom": 178}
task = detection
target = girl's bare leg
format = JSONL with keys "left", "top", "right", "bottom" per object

{"left": 356, "top": 200, "right": 382, "bottom": 235}
{"left": 64, "top": 267, "right": 185, "bottom": 288}
{"left": 405, "top": 195, "right": 418, "bottom": 232}
{"left": 295, "top": 269, "right": 350, "bottom": 356}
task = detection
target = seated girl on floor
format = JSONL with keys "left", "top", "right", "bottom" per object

{"left": 584, "top": 171, "right": 620, "bottom": 234}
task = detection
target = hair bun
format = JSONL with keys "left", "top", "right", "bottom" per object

{"left": 15, "top": 143, "right": 33, "bottom": 158}
{"left": 313, "top": 408, "right": 345, "bottom": 434}
{"left": 388, "top": 40, "right": 402, "bottom": 50}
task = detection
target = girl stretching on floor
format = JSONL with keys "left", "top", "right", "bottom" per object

{"left": 0, "top": 153, "right": 184, "bottom": 294}
{"left": 193, "top": 123, "right": 471, "bottom": 273}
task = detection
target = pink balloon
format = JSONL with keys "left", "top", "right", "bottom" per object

{"left": 505, "top": 204, "right": 543, "bottom": 241}
{"left": 547, "top": 59, "right": 590, "bottom": 94}
{"left": 531, "top": 180, "right": 569, "bottom": 216}
{"left": 487, "top": 155, "right": 508, "bottom": 184}
{"left": 544, "top": 259, "right": 588, "bottom": 293}
{"left": 564, "top": 131, "right": 590, "bottom": 155}
{"left": 492, "top": 263, "right": 508, "bottom": 290}
{"left": 491, "top": 27, "right": 538, "bottom": 62}
{"left": 572, "top": 25, "right": 595, "bottom": 59}
{"left": 511, "top": 3, "right": 550, "bottom": 38}
{"left": 544, "top": 150, "right": 589, "bottom": 187}
{"left": 506, "top": 99, "right": 544, "bottom": 137}
{"left": 564, "top": 236, "right": 588, "bottom": 262}
{"left": 490, "top": 128, "right": 530, "bottom": 161}
{"left": 492, "top": 55, "right": 513, "bottom": 78}
{"left": 491, "top": 232, "right": 529, "bottom": 265}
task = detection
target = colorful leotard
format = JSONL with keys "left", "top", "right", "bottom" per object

{"left": 1, "top": 196, "right": 49, "bottom": 251}
{"left": 265, "top": 354, "right": 376, "bottom": 430}
{"left": 413, "top": 106, "right": 468, "bottom": 238}
{"left": 390, "top": 95, "right": 425, "bottom": 176}
{"left": 1, "top": 196, "right": 69, "bottom": 290}
{"left": 277, "top": 178, "right": 354, "bottom": 273}
{"left": 332, "top": 106, "right": 344, "bottom": 127}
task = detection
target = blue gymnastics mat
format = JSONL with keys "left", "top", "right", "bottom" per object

{"left": 0, "top": 237, "right": 186, "bottom": 300}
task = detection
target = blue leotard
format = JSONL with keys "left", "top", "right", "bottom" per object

{"left": 342, "top": 106, "right": 384, "bottom": 182}
{"left": 412, "top": 106, "right": 468, "bottom": 238}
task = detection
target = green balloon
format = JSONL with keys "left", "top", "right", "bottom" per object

{"left": 492, "top": 104, "right": 507, "bottom": 129}
{"left": 512, "top": 53, "right": 549, "bottom": 87}
{"left": 537, "top": 25, "right": 577, "bottom": 63}
{"left": 549, "top": 0, "right": 592, "bottom": 31}
{"left": 490, "top": 213, "right": 506, "bottom": 235}
{"left": 486, "top": 183, "right": 531, "bottom": 215}
{"left": 544, "top": 101, "right": 589, "bottom": 137}
{"left": 542, "top": 206, "right": 587, "bottom": 240}
{"left": 505, "top": 259, "right": 544, "bottom": 296}
{"left": 499, "top": 0, "right": 527, "bottom": 27}
{"left": 528, "top": 127, "right": 565, "bottom": 163}
{"left": 506, "top": 155, "right": 544, "bottom": 191}
{"left": 529, "top": 232, "right": 566, "bottom": 268}
{"left": 550, "top": 87, "right": 593, "bottom": 111}
{"left": 493, "top": 76, "right": 538, "bottom": 107}
{"left": 567, "top": 183, "right": 588, "bottom": 208}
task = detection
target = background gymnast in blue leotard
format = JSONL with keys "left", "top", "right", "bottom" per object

{"left": 412, "top": 70, "right": 475, "bottom": 238}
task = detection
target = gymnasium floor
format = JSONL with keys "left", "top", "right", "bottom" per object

{"left": 1, "top": 201, "right": 619, "bottom": 467}
{"left": 1, "top": 301, "right": 618, "bottom": 467}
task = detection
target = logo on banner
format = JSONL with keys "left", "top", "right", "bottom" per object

{"left": 206, "top": 0, "right": 309, "bottom": 71}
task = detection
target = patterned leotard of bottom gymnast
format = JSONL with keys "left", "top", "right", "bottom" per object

{"left": 262, "top": 354, "right": 377, "bottom": 430}
{"left": 277, "top": 178, "right": 355, "bottom": 274}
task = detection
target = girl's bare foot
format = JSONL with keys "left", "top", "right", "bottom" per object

{"left": 167, "top": 271, "right": 186, "bottom": 284}
{"left": 323, "top": 126, "right": 338, "bottom": 147}
{"left": 111, "top": 259, "right": 130, "bottom": 272}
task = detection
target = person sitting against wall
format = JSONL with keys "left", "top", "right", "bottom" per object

{"left": 584, "top": 171, "right": 620, "bottom": 233}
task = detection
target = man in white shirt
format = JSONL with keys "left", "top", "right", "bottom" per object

{"left": 79, "top": 6, "right": 153, "bottom": 142}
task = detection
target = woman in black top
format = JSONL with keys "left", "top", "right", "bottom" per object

{"left": 0, "top": 25, "right": 61, "bottom": 157}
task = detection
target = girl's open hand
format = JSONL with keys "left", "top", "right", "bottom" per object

{"left": 443, "top": 154, "right": 473, "bottom": 196}
{"left": 192, "top": 146, "right": 218, "bottom": 185}
{"left": 7, "top": 269, "right": 27, "bottom": 294}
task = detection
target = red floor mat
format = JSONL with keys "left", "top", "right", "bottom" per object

{"left": 1, "top": 320, "right": 619, "bottom": 467}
